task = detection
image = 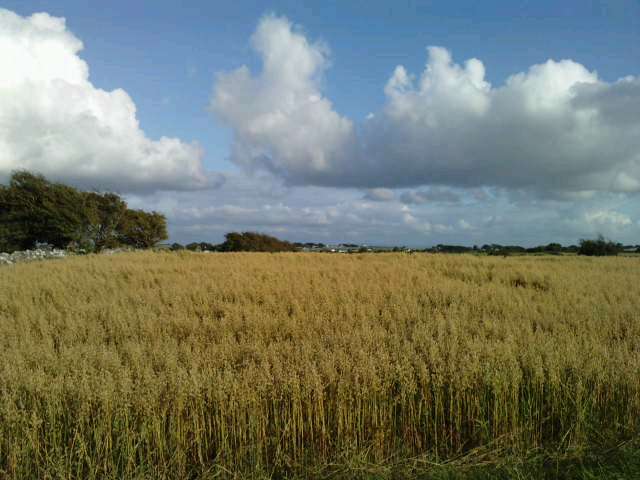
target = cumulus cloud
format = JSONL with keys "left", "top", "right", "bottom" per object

{"left": 457, "top": 219, "right": 474, "bottom": 231}
{"left": 584, "top": 210, "right": 632, "bottom": 228}
{"left": 0, "top": 8, "right": 207, "bottom": 192}
{"left": 123, "top": 169, "right": 640, "bottom": 247}
{"left": 402, "top": 209, "right": 451, "bottom": 235}
{"left": 363, "top": 188, "right": 395, "bottom": 202}
{"left": 211, "top": 15, "right": 354, "bottom": 182}
{"left": 212, "top": 14, "right": 640, "bottom": 195}
{"left": 400, "top": 187, "right": 461, "bottom": 204}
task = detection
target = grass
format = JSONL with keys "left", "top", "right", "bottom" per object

{"left": 0, "top": 251, "right": 639, "bottom": 478}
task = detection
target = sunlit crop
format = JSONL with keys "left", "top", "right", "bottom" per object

{"left": 1, "top": 252, "right": 639, "bottom": 478}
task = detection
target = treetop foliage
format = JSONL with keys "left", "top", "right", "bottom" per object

{"left": 578, "top": 235, "right": 622, "bottom": 256}
{"left": 218, "top": 232, "right": 296, "bottom": 252}
{"left": 0, "top": 171, "right": 167, "bottom": 253}
{"left": 172, "top": 232, "right": 295, "bottom": 253}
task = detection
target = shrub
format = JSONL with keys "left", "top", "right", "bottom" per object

{"left": 217, "top": 231, "right": 296, "bottom": 252}
{"left": 578, "top": 235, "right": 622, "bottom": 256}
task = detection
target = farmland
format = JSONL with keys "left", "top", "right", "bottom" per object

{"left": 1, "top": 252, "right": 639, "bottom": 478}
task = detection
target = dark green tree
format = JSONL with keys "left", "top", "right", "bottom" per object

{"left": 578, "top": 235, "right": 621, "bottom": 256}
{"left": 0, "top": 171, "right": 87, "bottom": 250}
{"left": 218, "top": 232, "right": 295, "bottom": 252}
{"left": 82, "top": 192, "right": 129, "bottom": 250}
{"left": 118, "top": 209, "right": 168, "bottom": 249}
{"left": 1, "top": 171, "right": 169, "bottom": 253}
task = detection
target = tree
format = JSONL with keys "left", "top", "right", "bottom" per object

{"left": 118, "top": 209, "right": 168, "bottom": 249}
{"left": 0, "top": 171, "right": 87, "bottom": 250}
{"left": 578, "top": 235, "right": 621, "bottom": 256}
{"left": 0, "top": 171, "right": 168, "bottom": 253}
{"left": 82, "top": 192, "right": 128, "bottom": 250}
{"left": 0, "top": 184, "right": 12, "bottom": 252}
{"left": 217, "top": 232, "right": 296, "bottom": 252}
{"left": 545, "top": 243, "right": 562, "bottom": 253}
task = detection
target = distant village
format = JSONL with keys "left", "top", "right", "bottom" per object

{"left": 293, "top": 242, "right": 403, "bottom": 253}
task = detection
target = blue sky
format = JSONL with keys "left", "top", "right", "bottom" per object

{"left": 1, "top": 1, "right": 640, "bottom": 245}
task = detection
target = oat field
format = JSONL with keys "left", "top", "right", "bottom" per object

{"left": 1, "top": 252, "right": 639, "bottom": 479}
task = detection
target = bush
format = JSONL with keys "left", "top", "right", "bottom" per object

{"left": 578, "top": 235, "right": 622, "bottom": 256}
{"left": 218, "top": 232, "right": 296, "bottom": 252}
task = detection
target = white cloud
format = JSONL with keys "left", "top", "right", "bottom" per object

{"left": 401, "top": 209, "right": 451, "bottom": 235}
{"left": 212, "top": 14, "right": 640, "bottom": 195}
{"left": 457, "top": 219, "right": 473, "bottom": 231}
{"left": 584, "top": 210, "right": 632, "bottom": 227}
{"left": 0, "top": 9, "right": 207, "bottom": 192}
{"left": 126, "top": 172, "right": 640, "bottom": 247}
{"left": 363, "top": 188, "right": 395, "bottom": 201}
{"left": 211, "top": 15, "right": 354, "bottom": 181}
{"left": 400, "top": 187, "right": 461, "bottom": 204}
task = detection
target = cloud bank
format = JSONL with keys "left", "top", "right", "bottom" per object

{"left": 2, "top": 8, "right": 639, "bottom": 246}
{"left": 213, "top": 15, "right": 640, "bottom": 196}
{"left": 127, "top": 172, "right": 640, "bottom": 247}
{"left": 0, "top": 9, "right": 207, "bottom": 192}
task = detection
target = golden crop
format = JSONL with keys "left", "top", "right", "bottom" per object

{"left": 1, "top": 252, "right": 639, "bottom": 478}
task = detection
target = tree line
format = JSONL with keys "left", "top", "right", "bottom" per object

{"left": 0, "top": 171, "right": 167, "bottom": 253}
{"left": 430, "top": 237, "right": 631, "bottom": 256}
{"left": 1, "top": 171, "right": 631, "bottom": 257}
{"left": 0, "top": 172, "right": 297, "bottom": 254}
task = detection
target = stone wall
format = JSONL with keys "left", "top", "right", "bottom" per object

{"left": 0, "top": 249, "right": 68, "bottom": 266}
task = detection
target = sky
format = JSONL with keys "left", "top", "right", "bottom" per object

{"left": 1, "top": 1, "right": 639, "bottom": 246}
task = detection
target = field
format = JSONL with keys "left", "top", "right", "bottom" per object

{"left": 1, "top": 252, "right": 639, "bottom": 479}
